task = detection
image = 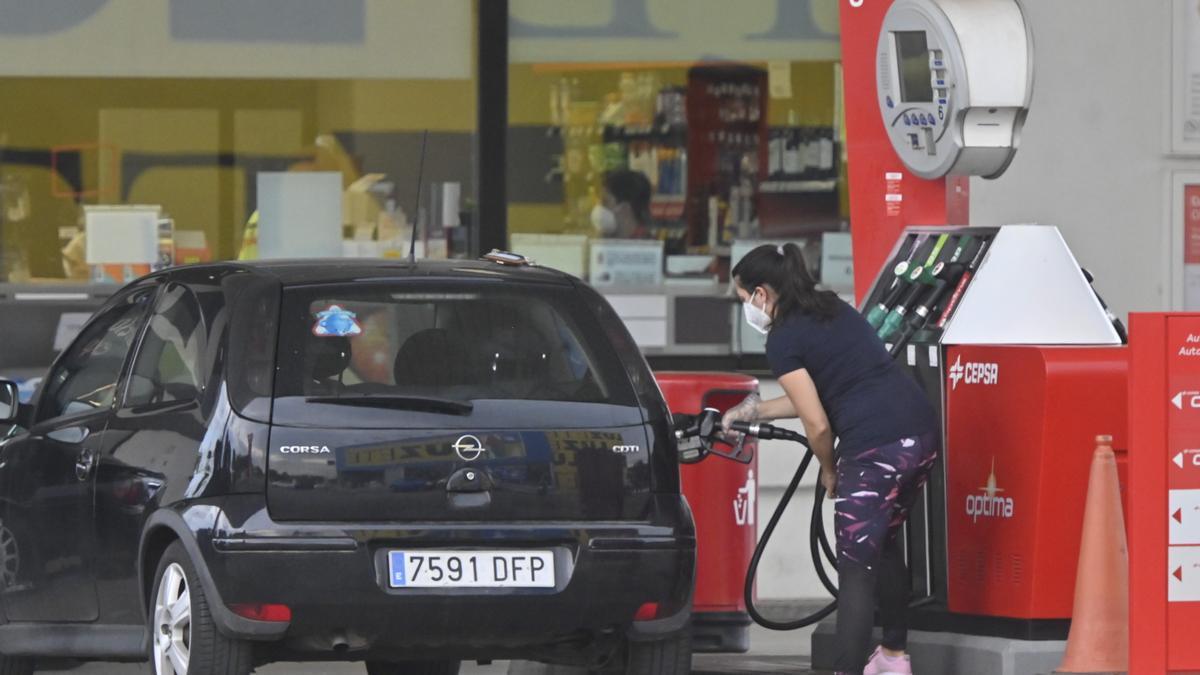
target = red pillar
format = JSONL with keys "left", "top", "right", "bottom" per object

{"left": 1127, "top": 314, "right": 1168, "bottom": 673}
{"left": 838, "top": 0, "right": 968, "bottom": 302}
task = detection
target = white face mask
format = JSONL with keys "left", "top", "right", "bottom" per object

{"left": 591, "top": 204, "right": 617, "bottom": 236}
{"left": 743, "top": 292, "right": 772, "bottom": 335}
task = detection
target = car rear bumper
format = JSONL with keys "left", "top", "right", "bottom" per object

{"left": 197, "top": 495, "right": 696, "bottom": 663}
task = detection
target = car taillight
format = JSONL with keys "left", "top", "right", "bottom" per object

{"left": 229, "top": 603, "right": 292, "bottom": 622}
{"left": 633, "top": 602, "right": 660, "bottom": 622}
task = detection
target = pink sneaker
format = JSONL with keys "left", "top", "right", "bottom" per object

{"left": 863, "top": 646, "right": 912, "bottom": 675}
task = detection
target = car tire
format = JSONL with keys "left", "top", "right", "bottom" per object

{"left": 149, "top": 541, "right": 252, "bottom": 675}
{"left": 365, "top": 661, "right": 462, "bottom": 675}
{"left": 603, "top": 634, "right": 691, "bottom": 675}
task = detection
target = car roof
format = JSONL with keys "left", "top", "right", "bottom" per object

{"left": 169, "top": 258, "right": 575, "bottom": 287}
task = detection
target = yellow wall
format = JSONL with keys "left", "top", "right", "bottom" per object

{"left": 509, "top": 60, "right": 838, "bottom": 128}
{"left": 767, "top": 61, "right": 838, "bottom": 127}
{"left": 317, "top": 80, "right": 477, "bottom": 133}
{"left": 0, "top": 76, "right": 476, "bottom": 277}
{"left": 508, "top": 64, "right": 689, "bottom": 127}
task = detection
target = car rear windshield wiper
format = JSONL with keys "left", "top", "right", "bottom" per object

{"left": 304, "top": 394, "right": 474, "bottom": 415}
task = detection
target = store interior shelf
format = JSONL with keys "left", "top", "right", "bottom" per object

{"left": 603, "top": 124, "right": 687, "bottom": 143}
{"left": 759, "top": 179, "right": 838, "bottom": 194}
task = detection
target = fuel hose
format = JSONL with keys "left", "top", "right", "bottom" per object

{"left": 727, "top": 421, "right": 840, "bottom": 630}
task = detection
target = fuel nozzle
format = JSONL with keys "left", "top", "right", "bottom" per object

{"left": 674, "top": 408, "right": 725, "bottom": 463}
{"left": 675, "top": 411, "right": 808, "bottom": 464}
{"left": 865, "top": 234, "right": 936, "bottom": 329}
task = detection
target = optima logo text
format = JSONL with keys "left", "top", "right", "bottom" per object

{"left": 279, "top": 445, "right": 331, "bottom": 454}
{"left": 965, "top": 459, "right": 1014, "bottom": 523}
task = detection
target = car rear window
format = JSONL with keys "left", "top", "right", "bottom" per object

{"left": 271, "top": 281, "right": 638, "bottom": 425}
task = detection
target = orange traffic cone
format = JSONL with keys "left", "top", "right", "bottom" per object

{"left": 1056, "top": 435, "right": 1129, "bottom": 673}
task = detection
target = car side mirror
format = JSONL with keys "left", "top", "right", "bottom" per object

{"left": 0, "top": 380, "right": 19, "bottom": 423}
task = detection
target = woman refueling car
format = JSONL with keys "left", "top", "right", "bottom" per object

{"left": 723, "top": 243, "right": 939, "bottom": 675}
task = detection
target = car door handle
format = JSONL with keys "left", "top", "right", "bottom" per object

{"left": 75, "top": 448, "right": 97, "bottom": 482}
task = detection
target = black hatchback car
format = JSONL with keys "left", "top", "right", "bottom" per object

{"left": 0, "top": 258, "right": 696, "bottom": 675}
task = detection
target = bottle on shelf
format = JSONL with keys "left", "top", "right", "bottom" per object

{"left": 707, "top": 195, "right": 720, "bottom": 249}
{"left": 782, "top": 128, "right": 802, "bottom": 178}
{"left": 619, "top": 72, "right": 638, "bottom": 127}
{"left": 768, "top": 127, "right": 784, "bottom": 178}
{"left": 818, "top": 133, "right": 835, "bottom": 172}
{"left": 803, "top": 128, "right": 822, "bottom": 175}
{"left": 678, "top": 148, "right": 688, "bottom": 197}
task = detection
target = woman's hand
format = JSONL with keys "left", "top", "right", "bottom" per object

{"left": 819, "top": 463, "right": 838, "bottom": 496}
{"left": 720, "top": 393, "right": 761, "bottom": 434}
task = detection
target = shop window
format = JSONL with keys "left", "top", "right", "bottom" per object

{"left": 0, "top": 0, "right": 476, "bottom": 380}
{"left": 0, "top": 1, "right": 475, "bottom": 288}
{"left": 507, "top": 0, "right": 848, "bottom": 356}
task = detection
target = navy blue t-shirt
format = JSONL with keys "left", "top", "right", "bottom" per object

{"left": 765, "top": 299, "right": 938, "bottom": 454}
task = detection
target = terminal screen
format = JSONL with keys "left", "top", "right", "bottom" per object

{"left": 894, "top": 31, "right": 933, "bottom": 103}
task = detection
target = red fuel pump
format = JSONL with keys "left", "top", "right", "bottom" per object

{"left": 847, "top": 224, "right": 1129, "bottom": 639}
{"left": 944, "top": 345, "right": 1127, "bottom": 619}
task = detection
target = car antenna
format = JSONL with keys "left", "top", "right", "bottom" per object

{"left": 407, "top": 129, "right": 429, "bottom": 263}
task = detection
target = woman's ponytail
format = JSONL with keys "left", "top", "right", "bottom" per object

{"left": 732, "top": 242, "right": 841, "bottom": 323}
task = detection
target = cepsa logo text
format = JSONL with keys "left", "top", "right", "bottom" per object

{"left": 947, "top": 356, "right": 999, "bottom": 391}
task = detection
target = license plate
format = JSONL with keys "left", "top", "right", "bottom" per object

{"left": 387, "top": 550, "right": 555, "bottom": 588}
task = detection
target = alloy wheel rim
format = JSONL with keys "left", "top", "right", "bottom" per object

{"left": 153, "top": 562, "right": 191, "bottom": 675}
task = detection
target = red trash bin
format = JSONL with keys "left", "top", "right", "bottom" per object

{"left": 655, "top": 371, "right": 759, "bottom": 653}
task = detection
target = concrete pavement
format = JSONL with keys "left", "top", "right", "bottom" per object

{"left": 39, "top": 622, "right": 822, "bottom": 674}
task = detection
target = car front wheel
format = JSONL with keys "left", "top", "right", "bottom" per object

{"left": 150, "top": 541, "right": 252, "bottom": 675}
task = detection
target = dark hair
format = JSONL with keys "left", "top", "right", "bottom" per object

{"left": 732, "top": 243, "right": 841, "bottom": 324}
{"left": 604, "top": 169, "right": 652, "bottom": 225}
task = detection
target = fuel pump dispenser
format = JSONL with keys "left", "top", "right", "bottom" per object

{"left": 845, "top": 225, "right": 1128, "bottom": 639}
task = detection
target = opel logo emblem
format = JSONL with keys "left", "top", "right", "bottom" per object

{"left": 453, "top": 434, "right": 486, "bottom": 462}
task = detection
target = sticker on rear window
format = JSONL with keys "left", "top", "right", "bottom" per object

{"left": 312, "top": 305, "right": 362, "bottom": 337}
